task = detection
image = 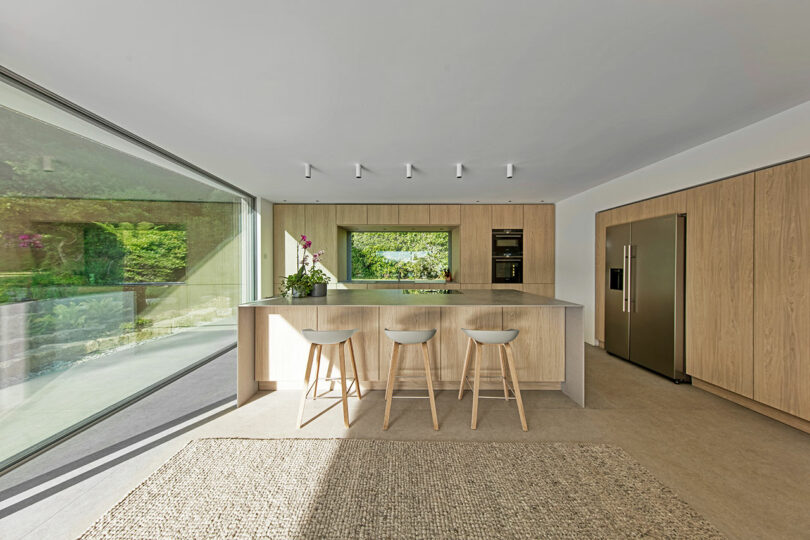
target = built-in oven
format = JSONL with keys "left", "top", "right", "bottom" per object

{"left": 492, "top": 257, "right": 523, "bottom": 283}
{"left": 492, "top": 229, "right": 523, "bottom": 257}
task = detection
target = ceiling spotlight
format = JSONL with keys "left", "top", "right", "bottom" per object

{"left": 304, "top": 163, "right": 311, "bottom": 178}
{"left": 506, "top": 163, "right": 514, "bottom": 179}
{"left": 456, "top": 163, "right": 463, "bottom": 179}
{"left": 406, "top": 163, "right": 413, "bottom": 178}
{"left": 355, "top": 163, "right": 362, "bottom": 179}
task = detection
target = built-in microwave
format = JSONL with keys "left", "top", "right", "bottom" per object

{"left": 492, "top": 229, "right": 523, "bottom": 257}
{"left": 492, "top": 257, "right": 523, "bottom": 283}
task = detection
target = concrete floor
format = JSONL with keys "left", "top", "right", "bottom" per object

{"left": 2, "top": 344, "right": 810, "bottom": 539}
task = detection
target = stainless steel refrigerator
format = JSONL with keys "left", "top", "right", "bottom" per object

{"left": 605, "top": 214, "right": 686, "bottom": 381}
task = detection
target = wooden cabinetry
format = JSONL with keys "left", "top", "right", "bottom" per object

{"left": 460, "top": 205, "right": 492, "bottom": 283}
{"left": 255, "top": 306, "right": 317, "bottom": 381}
{"left": 367, "top": 205, "right": 398, "bottom": 224}
{"left": 305, "top": 204, "right": 337, "bottom": 282}
{"left": 429, "top": 204, "right": 460, "bottom": 225}
{"left": 685, "top": 174, "right": 754, "bottom": 397}
{"left": 273, "top": 205, "right": 306, "bottom": 294}
{"left": 523, "top": 283, "right": 555, "bottom": 297}
{"left": 754, "top": 160, "right": 810, "bottom": 420}
{"left": 336, "top": 205, "right": 367, "bottom": 225}
{"left": 503, "top": 307, "right": 565, "bottom": 381}
{"left": 523, "top": 205, "right": 555, "bottom": 284}
{"left": 398, "top": 205, "right": 430, "bottom": 224}
{"left": 318, "top": 306, "right": 380, "bottom": 382}
{"left": 491, "top": 205, "right": 523, "bottom": 229}
{"left": 439, "top": 306, "right": 501, "bottom": 380}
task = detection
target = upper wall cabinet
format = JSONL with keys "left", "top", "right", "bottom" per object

{"left": 305, "top": 204, "right": 338, "bottom": 282}
{"left": 685, "top": 174, "right": 754, "bottom": 398}
{"left": 491, "top": 205, "right": 523, "bottom": 229}
{"left": 460, "top": 205, "right": 492, "bottom": 283}
{"left": 523, "top": 205, "right": 555, "bottom": 283}
{"left": 429, "top": 205, "right": 461, "bottom": 225}
{"left": 367, "top": 205, "right": 398, "bottom": 224}
{"left": 398, "top": 205, "right": 430, "bottom": 224}
{"left": 754, "top": 159, "right": 810, "bottom": 420}
{"left": 336, "top": 205, "right": 367, "bottom": 225}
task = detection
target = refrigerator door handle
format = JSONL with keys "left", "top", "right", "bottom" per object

{"left": 627, "top": 244, "right": 632, "bottom": 312}
{"left": 622, "top": 245, "right": 627, "bottom": 312}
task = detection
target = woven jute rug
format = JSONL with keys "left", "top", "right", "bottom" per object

{"left": 81, "top": 438, "right": 722, "bottom": 539}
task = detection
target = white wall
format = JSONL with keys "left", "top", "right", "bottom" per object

{"left": 556, "top": 99, "right": 810, "bottom": 345}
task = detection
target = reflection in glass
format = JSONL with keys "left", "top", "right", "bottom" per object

{"left": 0, "top": 102, "right": 252, "bottom": 469}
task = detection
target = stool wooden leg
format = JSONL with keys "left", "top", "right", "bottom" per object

{"left": 421, "top": 342, "right": 439, "bottom": 430}
{"left": 504, "top": 342, "right": 528, "bottom": 431}
{"left": 338, "top": 341, "right": 350, "bottom": 428}
{"left": 347, "top": 337, "right": 362, "bottom": 399}
{"left": 383, "top": 342, "right": 400, "bottom": 430}
{"left": 471, "top": 342, "right": 483, "bottom": 429}
{"left": 498, "top": 344, "right": 510, "bottom": 401}
{"left": 458, "top": 337, "right": 474, "bottom": 399}
{"left": 325, "top": 355, "right": 336, "bottom": 392}
{"left": 296, "top": 343, "right": 317, "bottom": 428}
{"left": 313, "top": 345, "right": 322, "bottom": 400}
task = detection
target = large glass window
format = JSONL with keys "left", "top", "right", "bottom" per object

{"left": 0, "top": 80, "right": 254, "bottom": 470}
{"left": 350, "top": 231, "right": 449, "bottom": 281}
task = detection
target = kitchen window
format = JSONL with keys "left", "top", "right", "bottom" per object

{"left": 349, "top": 231, "right": 450, "bottom": 281}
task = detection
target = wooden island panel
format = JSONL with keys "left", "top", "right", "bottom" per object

{"left": 254, "top": 306, "right": 317, "bottom": 382}
{"left": 439, "top": 306, "right": 503, "bottom": 381}
{"left": 503, "top": 307, "right": 565, "bottom": 381}
{"left": 317, "top": 306, "right": 380, "bottom": 382}
{"left": 378, "top": 306, "right": 442, "bottom": 385}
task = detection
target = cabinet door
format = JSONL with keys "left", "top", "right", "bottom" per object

{"left": 686, "top": 174, "right": 754, "bottom": 397}
{"left": 754, "top": 161, "right": 810, "bottom": 420}
{"left": 305, "top": 205, "right": 337, "bottom": 283}
{"left": 273, "top": 205, "right": 306, "bottom": 294}
{"left": 336, "top": 205, "right": 367, "bottom": 225}
{"left": 255, "top": 306, "right": 317, "bottom": 381}
{"left": 503, "top": 307, "right": 565, "bottom": 381}
{"left": 523, "top": 283, "right": 554, "bottom": 297}
{"left": 439, "top": 307, "right": 502, "bottom": 381}
{"left": 460, "top": 205, "right": 492, "bottom": 283}
{"left": 523, "top": 205, "right": 555, "bottom": 283}
{"left": 368, "top": 205, "right": 398, "bottom": 224}
{"left": 491, "top": 205, "right": 523, "bottom": 229}
{"left": 398, "top": 205, "right": 430, "bottom": 224}
{"left": 318, "top": 306, "right": 380, "bottom": 382}
{"left": 430, "top": 205, "right": 460, "bottom": 225}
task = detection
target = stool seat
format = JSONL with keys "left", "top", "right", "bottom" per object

{"left": 461, "top": 328, "right": 519, "bottom": 344}
{"left": 302, "top": 328, "right": 357, "bottom": 345}
{"left": 384, "top": 328, "right": 437, "bottom": 345}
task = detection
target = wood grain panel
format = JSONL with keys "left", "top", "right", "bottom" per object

{"left": 523, "top": 283, "right": 555, "bottom": 297}
{"left": 254, "top": 306, "right": 317, "bottom": 381}
{"left": 398, "top": 205, "right": 430, "bottom": 224}
{"left": 459, "top": 284, "right": 492, "bottom": 290}
{"left": 503, "top": 307, "right": 565, "bottom": 381}
{"left": 318, "top": 306, "right": 380, "bottom": 382}
{"left": 439, "top": 306, "right": 502, "bottom": 381}
{"left": 523, "top": 205, "right": 555, "bottom": 283}
{"left": 273, "top": 205, "right": 306, "bottom": 295}
{"left": 429, "top": 204, "right": 461, "bottom": 225}
{"left": 367, "top": 205, "right": 398, "bottom": 224}
{"left": 237, "top": 306, "right": 257, "bottom": 405}
{"left": 491, "top": 284, "right": 523, "bottom": 291}
{"left": 367, "top": 283, "right": 405, "bottom": 289}
{"left": 594, "top": 191, "right": 687, "bottom": 343}
{"left": 491, "top": 205, "right": 523, "bottom": 229}
{"left": 336, "top": 204, "right": 367, "bottom": 225}
{"left": 379, "top": 306, "right": 441, "bottom": 380}
{"left": 754, "top": 160, "right": 810, "bottom": 420}
{"left": 460, "top": 205, "right": 492, "bottom": 283}
{"left": 686, "top": 174, "right": 754, "bottom": 397}
{"left": 305, "top": 204, "right": 337, "bottom": 283}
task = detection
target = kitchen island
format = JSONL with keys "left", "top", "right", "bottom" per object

{"left": 237, "top": 289, "right": 584, "bottom": 407}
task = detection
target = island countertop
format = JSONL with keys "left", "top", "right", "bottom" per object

{"left": 241, "top": 288, "right": 582, "bottom": 308}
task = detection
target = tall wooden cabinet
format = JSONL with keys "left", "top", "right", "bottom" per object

{"left": 685, "top": 174, "right": 754, "bottom": 398}
{"left": 754, "top": 159, "right": 810, "bottom": 421}
{"left": 524, "top": 205, "right": 555, "bottom": 284}
{"left": 460, "top": 205, "right": 492, "bottom": 283}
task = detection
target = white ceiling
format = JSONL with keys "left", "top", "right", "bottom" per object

{"left": 2, "top": 1, "right": 810, "bottom": 203}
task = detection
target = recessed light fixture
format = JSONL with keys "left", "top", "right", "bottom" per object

{"left": 506, "top": 163, "right": 513, "bottom": 178}
{"left": 406, "top": 163, "right": 413, "bottom": 178}
{"left": 304, "top": 163, "right": 311, "bottom": 178}
{"left": 456, "top": 163, "right": 463, "bottom": 179}
{"left": 355, "top": 163, "right": 362, "bottom": 179}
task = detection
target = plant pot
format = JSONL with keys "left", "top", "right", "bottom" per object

{"left": 310, "top": 283, "right": 327, "bottom": 297}
{"left": 291, "top": 287, "right": 307, "bottom": 298}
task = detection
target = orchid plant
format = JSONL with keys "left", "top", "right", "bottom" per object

{"left": 280, "top": 234, "right": 330, "bottom": 296}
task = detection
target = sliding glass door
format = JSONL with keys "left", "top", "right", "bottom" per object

{"left": 0, "top": 77, "right": 254, "bottom": 470}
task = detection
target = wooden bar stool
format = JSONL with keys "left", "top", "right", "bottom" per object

{"left": 297, "top": 328, "right": 362, "bottom": 428}
{"left": 382, "top": 329, "right": 439, "bottom": 430}
{"left": 458, "top": 328, "right": 527, "bottom": 431}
